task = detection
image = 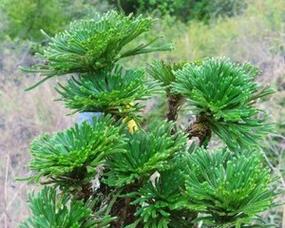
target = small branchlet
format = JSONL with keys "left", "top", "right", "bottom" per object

{"left": 186, "top": 114, "right": 212, "bottom": 147}
{"left": 173, "top": 57, "right": 274, "bottom": 150}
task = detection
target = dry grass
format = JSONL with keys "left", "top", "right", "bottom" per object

{"left": 0, "top": 43, "right": 74, "bottom": 227}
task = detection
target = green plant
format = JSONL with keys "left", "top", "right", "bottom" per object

{"left": 106, "top": 0, "right": 246, "bottom": 22}
{"left": 20, "top": 187, "right": 114, "bottom": 228}
{"left": 56, "top": 66, "right": 158, "bottom": 121}
{"left": 104, "top": 121, "right": 187, "bottom": 187}
{"left": 23, "top": 11, "right": 172, "bottom": 90}
{"left": 185, "top": 148, "right": 276, "bottom": 226}
{"left": 173, "top": 58, "right": 273, "bottom": 149}
{"left": 28, "top": 115, "right": 126, "bottom": 193}
{"left": 0, "top": 0, "right": 95, "bottom": 41}
{"left": 21, "top": 11, "right": 279, "bottom": 227}
{"left": 148, "top": 61, "right": 185, "bottom": 122}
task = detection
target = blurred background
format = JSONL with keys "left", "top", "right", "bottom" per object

{"left": 0, "top": 0, "right": 284, "bottom": 227}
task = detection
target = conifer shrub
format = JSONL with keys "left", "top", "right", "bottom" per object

{"left": 21, "top": 11, "right": 279, "bottom": 227}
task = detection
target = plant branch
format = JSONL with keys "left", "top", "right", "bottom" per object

{"left": 187, "top": 115, "right": 212, "bottom": 147}
{"left": 166, "top": 94, "right": 182, "bottom": 122}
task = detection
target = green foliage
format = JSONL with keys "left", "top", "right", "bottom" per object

{"left": 104, "top": 121, "right": 187, "bottom": 187}
{"left": 29, "top": 115, "right": 126, "bottom": 187}
{"left": 173, "top": 57, "right": 273, "bottom": 150}
{"left": 190, "top": 0, "right": 246, "bottom": 22}
{"left": 128, "top": 166, "right": 193, "bottom": 228}
{"left": 107, "top": 0, "right": 246, "bottom": 22}
{"left": 148, "top": 60, "right": 185, "bottom": 91}
{"left": 147, "top": 60, "right": 185, "bottom": 123}
{"left": 21, "top": 9, "right": 280, "bottom": 228}
{"left": 21, "top": 187, "right": 98, "bottom": 228}
{"left": 185, "top": 148, "right": 276, "bottom": 226}
{"left": 0, "top": 0, "right": 92, "bottom": 41}
{"left": 57, "top": 65, "right": 159, "bottom": 120}
{"left": 23, "top": 11, "right": 172, "bottom": 89}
